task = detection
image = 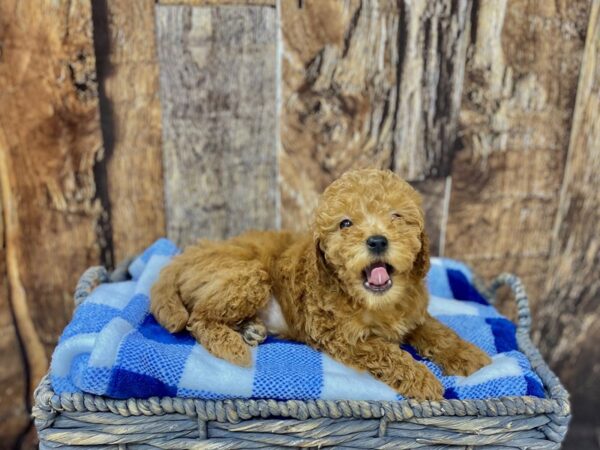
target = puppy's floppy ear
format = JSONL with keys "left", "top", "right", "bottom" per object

{"left": 412, "top": 230, "right": 430, "bottom": 279}
{"left": 314, "top": 238, "right": 328, "bottom": 269}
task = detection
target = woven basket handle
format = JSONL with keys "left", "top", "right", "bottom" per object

{"left": 487, "top": 273, "right": 532, "bottom": 334}
{"left": 73, "top": 256, "right": 135, "bottom": 308}
{"left": 74, "top": 266, "right": 109, "bottom": 307}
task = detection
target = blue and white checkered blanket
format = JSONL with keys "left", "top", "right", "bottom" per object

{"left": 51, "top": 239, "right": 545, "bottom": 401}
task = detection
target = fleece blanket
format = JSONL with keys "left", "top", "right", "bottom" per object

{"left": 51, "top": 239, "right": 545, "bottom": 401}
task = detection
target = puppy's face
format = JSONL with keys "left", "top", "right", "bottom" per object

{"left": 314, "top": 169, "right": 428, "bottom": 309}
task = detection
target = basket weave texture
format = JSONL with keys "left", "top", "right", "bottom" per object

{"left": 33, "top": 265, "right": 570, "bottom": 449}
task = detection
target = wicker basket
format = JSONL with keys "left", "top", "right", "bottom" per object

{"left": 33, "top": 265, "right": 570, "bottom": 449}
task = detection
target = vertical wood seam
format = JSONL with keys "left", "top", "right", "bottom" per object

{"left": 389, "top": 0, "right": 408, "bottom": 174}
{"left": 438, "top": 175, "right": 452, "bottom": 256}
{"left": 275, "top": 0, "right": 283, "bottom": 230}
{"left": 0, "top": 133, "right": 34, "bottom": 447}
{"left": 91, "top": 0, "right": 116, "bottom": 270}
{"left": 0, "top": 127, "right": 49, "bottom": 396}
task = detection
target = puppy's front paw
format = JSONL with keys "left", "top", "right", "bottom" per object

{"left": 395, "top": 364, "right": 444, "bottom": 401}
{"left": 438, "top": 343, "right": 491, "bottom": 377}
{"left": 188, "top": 322, "right": 253, "bottom": 367}
{"left": 240, "top": 320, "right": 267, "bottom": 347}
{"left": 205, "top": 333, "right": 253, "bottom": 367}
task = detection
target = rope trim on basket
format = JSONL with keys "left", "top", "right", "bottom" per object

{"left": 32, "top": 266, "right": 571, "bottom": 446}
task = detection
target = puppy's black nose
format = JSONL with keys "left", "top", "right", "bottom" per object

{"left": 366, "top": 235, "right": 388, "bottom": 254}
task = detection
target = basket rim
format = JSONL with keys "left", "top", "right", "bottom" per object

{"left": 33, "top": 266, "right": 571, "bottom": 425}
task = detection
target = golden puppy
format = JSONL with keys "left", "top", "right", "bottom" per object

{"left": 151, "top": 169, "right": 491, "bottom": 400}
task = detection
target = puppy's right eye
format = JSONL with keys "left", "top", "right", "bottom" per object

{"left": 339, "top": 219, "right": 353, "bottom": 229}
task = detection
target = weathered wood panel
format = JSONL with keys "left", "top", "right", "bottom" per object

{"left": 446, "top": 0, "right": 590, "bottom": 309}
{"left": 156, "top": 5, "right": 278, "bottom": 246}
{"left": 412, "top": 178, "right": 452, "bottom": 257}
{"left": 92, "top": 0, "right": 166, "bottom": 264}
{"left": 392, "top": 1, "right": 471, "bottom": 179}
{"left": 0, "top": 1, "right": 105, "bottom": 447}
{"left": 159, "top": 0, "right": 275, "bottom": 5}
{"left": 279, "top": 0, "right": 471, "bottom": 231}
{"left": 537, "top": 2, "right": 600, "bottom": 446}
{"left": 0, "top": 197, "right": 30, "bottom": 449}
{"left": 0, "top": 0, "right": 104, "bottom": 375}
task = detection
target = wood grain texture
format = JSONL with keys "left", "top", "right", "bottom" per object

{"left": 445, "top": 0, "right": 591, "bottom": 309}
{"left": 156, "top": 5, "right": 278, "bottom": 246}
{"left": 0, "top": 198, "right": 31, "bottom": 449}
{"left": 537, "top": 0, "right": 600, "bottom": 433}
{"left": 411, "top": 178, "right": 451, "bottom": 257}
{"left": 279, "top": 0, "right": 471, "bottom": 231}
{"left": 0, "top": 0, "right": 104, "bottom": 371}
{"left": 392, "top": 0, "right": 472, "bottom": 179}
{"left": 93, "top": 0, "right": 166, "bottom": 264}
{"left": 159, "top": 0, "right": 275, "bottom": 5}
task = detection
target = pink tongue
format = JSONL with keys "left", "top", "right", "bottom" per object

{"left": 368, "top": 266, "right": 390, "bottom": 286}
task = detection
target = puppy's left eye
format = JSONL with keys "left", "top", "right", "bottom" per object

{"left": 391, "top": 212, "right": 403, "bottom": 220}
{"left": 339, "top": 219, "right": 353, "bottom": 229}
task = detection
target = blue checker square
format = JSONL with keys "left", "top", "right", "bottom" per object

{"left": 140, "top": 238, "right": 180, "bottom": 263}
{"left": 426, "top": 262, "right": 454, "bottom": 299}
{"left": 447, "top": 268, "right": 489, "bottom": 305}
{"left": 138, "top": 315, "right": 196, "bottom": 346}
{"left": 114, "top": 330, "right": 194, "bottom": 389}
{"left": 79, "top": 365, "right": 113, "bottom": 395}
{"left": 253, "top": 337, "right": 323, "bottom": 400}
{"left": 108, "top": 369, "right": 177, "bottom": 398}
{"left": 485, "top": 317, "right": 518, "bottom": 353}
{"left": 60, "top": 303, "right": 120, "bottom": 342}
{"left": 437, "top": 315, "right": 496, "bottom": 356}
{"left": 120, "top": 294, "right": 152, "bottom": 327}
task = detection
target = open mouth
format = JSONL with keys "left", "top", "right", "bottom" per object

{"left": 363, "top": 262, "right": 394, "bottom": 293}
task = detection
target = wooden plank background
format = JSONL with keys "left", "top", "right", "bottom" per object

{"left": 156, "top": 4, "right": 278, "bottom": 246}
{"left": 0, "top": 0, "right": 597, "bottom": 448}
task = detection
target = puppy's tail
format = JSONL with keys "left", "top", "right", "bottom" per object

{"left": 150, "top": 260, "right": 189, "bottom": 333}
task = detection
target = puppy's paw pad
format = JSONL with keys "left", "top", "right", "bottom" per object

{"left": 241, "top": 321, "right": 267, "bottom": 347}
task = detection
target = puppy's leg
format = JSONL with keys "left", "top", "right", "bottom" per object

{"left": 150, "top": 260, "right": 190, "bottom": 333}
{"left": 188, "top": 320, "right": 255, "bottom": 366}
{"left": 183, "top": 257, "right": 271, "bottom": 367}
{"left": 406, "top": 314, "right": 491, "bottom": 376}
{"left": 320, "top": 335, "right": 444, "bottom": 400}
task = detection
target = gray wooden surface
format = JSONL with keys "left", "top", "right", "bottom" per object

{"left": 156, "top": 5, "right": 278, "bottom": 247}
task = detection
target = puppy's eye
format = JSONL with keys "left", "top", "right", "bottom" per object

{"left": 339, "top": 219, "right": 353, "bottom": 229}
{"left": 391, "top": 212, "right": 403, "bottom": 220}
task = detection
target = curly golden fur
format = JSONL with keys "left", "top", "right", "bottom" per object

{"left": 151, "top": 169, "right": 491, "bottom": 400}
